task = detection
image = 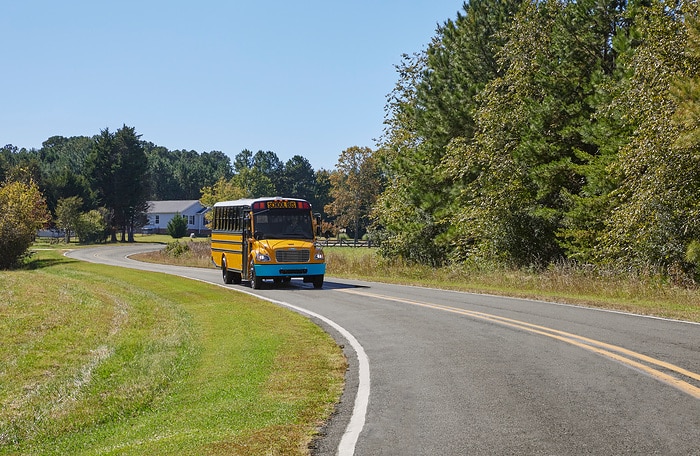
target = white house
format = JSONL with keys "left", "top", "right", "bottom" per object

{"left": 144, "top": 200, "right": 210, "bottom": 235}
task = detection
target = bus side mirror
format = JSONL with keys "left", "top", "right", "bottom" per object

{"left": 314, "top": 213, "right": 322, "bottom": 237}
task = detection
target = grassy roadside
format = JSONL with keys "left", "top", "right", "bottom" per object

{"left": 324, "top": 247, "right": 700, "bottom": 323}
{"left": 0, "top": 248, "right": 346, "bottom": 455}
{"left": 131, "top": 238, "right": 700, "bottom": 322}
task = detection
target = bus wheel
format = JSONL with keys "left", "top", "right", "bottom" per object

{"left": 222, "top": 257, "right": 233, "bottom": 284}
{"left": 312, "top": 275, "right": 324, "bottom": 289}
{"left": 250, "top": 262, "right": 262, "bottom": 289}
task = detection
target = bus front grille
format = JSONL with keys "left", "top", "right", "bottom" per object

{"left": 276, "top": 249, "right": 310, "bottom": 263}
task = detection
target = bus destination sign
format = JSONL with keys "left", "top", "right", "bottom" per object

{"left": 266, "top": 200, "right": 297, "bottom": 209}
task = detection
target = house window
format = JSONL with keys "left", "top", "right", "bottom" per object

{"left": 155, "top": 215, "right": 160, "bottom": 224}
{"left": 189, "top": 215, "right": 195, "bottom": 225}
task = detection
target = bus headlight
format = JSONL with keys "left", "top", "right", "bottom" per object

{"left": 314, "top": 250, "right": 325, "bottom": 260}
{"left": 256, "top": 252, "right": 271, "bottom": 262}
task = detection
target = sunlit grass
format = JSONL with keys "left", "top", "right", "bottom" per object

{"left": 0, "top": 249, "right": 345, "bottom": 455}
{"left": 324, "top": 247, "right": 700, "bottom": 322}
{"left": 129, "top": 240, "right": 700, "bottom": 322}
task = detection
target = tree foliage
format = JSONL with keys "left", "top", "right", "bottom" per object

{"left": 438, "top": 0, "right": 629, "bottom": 266}
{"left": 75, "top": 208, "right": 109, "bottom": 244}
{"left": 199, "top": 177, "right": 246, "bottom": 210}
{"left": 326, "top": 146, "right": 382, "bottom": 242}
{"left": 5, "top": 129, "right": 332, "bottom": 243}
{"left": 200, "top": 150, "right": 326, "bottom": 215}
{"left": 375, "top": 0, "right": 523, "bottom": 265}
{"left": 374, "top": 0, "right": 700, "bottom": 278}
{"left": 0, "top": 179, "right": 50, "bottom": 268}
{"left": 85, "top": 126, "right": 149, "bottom": 242}
{"left": 55, "top": 196, "right": 83, "bottom": 243}
{"left": 166, "top": 212, "right": 188, "bottom": 239}
{"left": 598, "top": 0, "right": 700, "bottom": 271}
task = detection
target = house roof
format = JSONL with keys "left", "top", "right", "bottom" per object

{"left": 147, "top": 200, "right": 205, "bottom": 214}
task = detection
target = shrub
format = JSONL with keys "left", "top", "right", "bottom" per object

{"left": 164, "top": 240, "right": 190, "bottom": 257}
{"left": 0, "top": 180, "right": 50, "bottom": 269}
{"left": 75, "top": 209, "right": 109, "bottom": 244}
{"left": 167, "top": 213, "right": 188, "bottom": 238}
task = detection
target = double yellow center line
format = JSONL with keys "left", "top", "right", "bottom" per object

{"left": 338, "top": 288, "right": 700, "bottom": 399}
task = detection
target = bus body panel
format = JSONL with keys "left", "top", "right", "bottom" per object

{"left": 253, "top": 262, "right": 326, "bottom": 278}
{"left": 211, "top": 231, "right": 245, "bottom": 272}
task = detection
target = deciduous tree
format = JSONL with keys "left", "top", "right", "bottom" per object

{"left": 0, "top": 179, "right": 50, "bottom": 268}
{"left": 199, "top": 177, "right": 246, "bottom": 209}
{"left": 326, "top": 146, "right": 382, "bottom": 243}
{"left": 55, "top": 196, "right": 83, "bottom": 243}
{"left": 599, "top": 0, "right": 700, "bottom": 273}
{"left": 442, "top": 0, "right": 629, "bottom": 266}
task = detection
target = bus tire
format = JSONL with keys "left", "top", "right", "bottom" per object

{"left": 222, "top": 257, "right": 233, "bottom": 284}
{"left": 250, "top": 262, "right": 262, "bottom": 289}
{"left": 312, "top": 275, "right": 324, "bottom": 289}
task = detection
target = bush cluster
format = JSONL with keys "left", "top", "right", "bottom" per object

{"left": 0, "top": 180, "right": 50, "bottom": 269}
{"left": 164, "top": 241, "right": 190, "bottom": 257}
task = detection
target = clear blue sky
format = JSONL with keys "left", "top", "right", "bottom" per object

{"left": 1, "top": 1, "right": 463, "bottom": 171}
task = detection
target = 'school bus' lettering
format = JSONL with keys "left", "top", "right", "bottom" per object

{"left": 264, "top": 200, "right": 296, "bottom": 209}
{"left": 211, "top": 197, "right": 325, "bottom": 290}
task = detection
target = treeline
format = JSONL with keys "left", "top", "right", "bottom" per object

{"left": 371, "top": 0, "right": 700, "bottom": 279}
{"left": 0, "top": 127, "right": 333, "bottom": 242}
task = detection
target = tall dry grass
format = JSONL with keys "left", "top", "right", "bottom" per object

{"left": 134, "top": 241, "right": 700, "bottom": 322}
{"left": 133, "top": 239, "right": 215, "bottom": 268}
{"left": 325, "top": 247, "right": 700, "bottom": 322}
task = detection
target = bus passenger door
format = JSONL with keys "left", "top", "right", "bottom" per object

{"left": 243, "top": 214, "right": 251, "bottom": 280}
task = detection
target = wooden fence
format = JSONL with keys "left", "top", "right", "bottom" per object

{"left": 320, "top": 239, "right": 372, "bottom": 247}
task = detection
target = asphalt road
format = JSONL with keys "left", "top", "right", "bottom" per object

{"left": 66, "top": 244, "right": 700, "bottom": 455}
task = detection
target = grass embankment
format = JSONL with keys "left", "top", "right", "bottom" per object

{"left": 133, "top": 237, "right": 700, "bottom": 322}
{"left": 0, "top": 248, "right": 346, "bottom": 455}
{"left": 324, "top": 247, "right": 700, "bottom": 323}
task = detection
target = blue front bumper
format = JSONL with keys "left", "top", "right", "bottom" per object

{"left": 253, "top": 263, "right": 326, "bottom": 278}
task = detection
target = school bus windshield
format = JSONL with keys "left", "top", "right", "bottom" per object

{"left": 253, "top": 209, "right": 314, "bottom": 240}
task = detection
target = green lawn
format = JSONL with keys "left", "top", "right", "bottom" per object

{"left": 0, "top": 249, "right": 345, "bottom": 455}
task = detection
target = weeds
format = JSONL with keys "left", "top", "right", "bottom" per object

{"left": 324, "top": 248, "right": 700, "bottom": 322}
{"left": 137, "top": 240, "right": 214, "bottom": 268}
{"left": 136, "top": 241, "right": 700, "bottom": 322}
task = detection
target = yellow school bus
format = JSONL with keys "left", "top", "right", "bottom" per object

{"left": 210, "top": 197, "right": 325, "bottom": 289}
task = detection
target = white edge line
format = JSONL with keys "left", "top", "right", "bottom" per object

{"left": 192, "top": 279, "right": 370, "bottom": 456}
{"left": 344, "top": 278, "right": 700, "bottom": 326}
{"left": 66, "top": 249, "right": 370, "bottom": 455}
